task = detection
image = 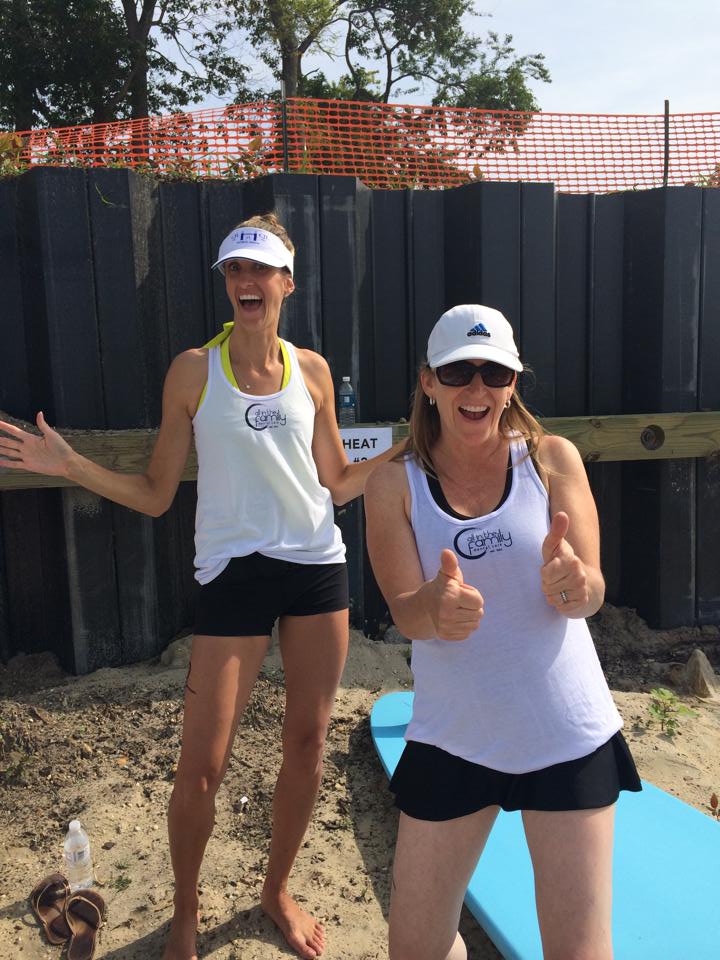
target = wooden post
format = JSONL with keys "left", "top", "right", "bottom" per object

{"left": 0, "top": 178, "right": 26, "bottom": 660}
{"left": 318, "top": 176, "right": 370, "bottom": 630}
{"left": 408, "top": 189, "right": 445, "bottom": 373}
{"left": 89, "top": 168, "right": 163, "bottom": 664}
{"left": 587, "top": 193, "right": 626, "bottom": 602}
{"left": 519, "top": 183, "right": 557, "bottom": 418}
{"left": 697, "top": 188, "right": 720, "bottom": 623}
{"left": 623, "top": 187, "right": 702, "bottom": 627}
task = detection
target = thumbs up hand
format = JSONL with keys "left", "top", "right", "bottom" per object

{"left": 540, "top": 512, "right": 588, "bottom": 615}
{"left": 440, "top": 548, "right": 464, "bottom": 584}
{"left": 428, "top": 549, "right": 484, "bottom": 641}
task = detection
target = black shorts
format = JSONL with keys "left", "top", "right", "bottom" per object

{"left": 389, "top": 733, "right": 642, "bottom": 820}
{"left": 194, "top": 553, "right": 349, "bottom": 637}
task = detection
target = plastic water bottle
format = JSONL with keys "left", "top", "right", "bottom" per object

{"left": 338, "top": 376, "right": 357, "bottom": 427}
{"left": 63, "top": 820, "right": 94, "bottom": 891}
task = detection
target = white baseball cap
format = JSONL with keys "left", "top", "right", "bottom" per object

{"left": 427, "top": 304, "right": 523, "bottom": 372}
{"left": 212, "top": 227, "right": 294, "bottom": 276}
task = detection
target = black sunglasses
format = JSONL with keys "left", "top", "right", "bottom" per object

{"left": 434, "top": 360, "right": 516, "bottom": 388}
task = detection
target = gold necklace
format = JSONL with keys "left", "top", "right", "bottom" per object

{"left": 229, "top": 341, "right": 279, "bottom": 391}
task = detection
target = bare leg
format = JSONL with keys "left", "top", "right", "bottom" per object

{"left": 523, "top": 805, "right": 616, "bottom": 960}
{"left": 260, "top": 609, "right": 349, "bottom": 959}
{"left": 389, "top": 806, "right": 500, "bottom": 960}
{"left": 163, "top": 633, "right": 270, "bottom": 960}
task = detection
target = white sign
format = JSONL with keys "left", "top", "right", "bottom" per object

{"left": 339, "top": 427, "right": 393, "bottom": 464}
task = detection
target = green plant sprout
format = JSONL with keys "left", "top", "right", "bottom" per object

{"left": 647, "top": 687, "right": 697, "bottom": 737}
{"left": 110, "top": 861, "right": 131, "bottom": 891}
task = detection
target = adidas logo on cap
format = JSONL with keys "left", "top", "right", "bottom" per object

{"left": 467, "top": 322, "right": 491, "bottom": 338}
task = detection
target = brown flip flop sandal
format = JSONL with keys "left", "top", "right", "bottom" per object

{"left": 66, "top": 888, "right": 106, "bottom": 960}
{"left": 29, "top": 872, "right": 71, "bottom": 945}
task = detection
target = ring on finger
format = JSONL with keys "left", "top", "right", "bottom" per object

{"left": 560, "top": 590, "right": 569, "bottom": 604}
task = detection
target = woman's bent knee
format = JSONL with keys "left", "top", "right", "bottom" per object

{"left": 171, "top": 765, "right": 225, "bottom": 802}
{"left": 281, "top": 729, "right": 326, "bottom": 772}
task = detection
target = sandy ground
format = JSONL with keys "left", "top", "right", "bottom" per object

{"left": 1, "top": 604, "right": 719, "bottom": 960}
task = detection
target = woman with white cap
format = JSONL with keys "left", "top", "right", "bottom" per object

{"left": 364, "top": 304, "right": 641, "bottom": 960}
{"left": 0, "top": 213, "right": 399, "bottom": 960}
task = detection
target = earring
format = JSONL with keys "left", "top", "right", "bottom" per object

{"left": 504, "top": 399, "right": 511, "bottom": 409}
{"left": 429, "top": 396, "right": 436, "bottom": 406}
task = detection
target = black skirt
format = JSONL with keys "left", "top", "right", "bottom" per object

{"left": 389, "top": 732, "right": 642, "bottom": 821}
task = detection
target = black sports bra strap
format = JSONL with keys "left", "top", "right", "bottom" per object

{"left": 427, "top": 451, "right": 513, "bottom": 520}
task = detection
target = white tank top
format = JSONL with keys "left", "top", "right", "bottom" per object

{"left": 192, "top": 340, "right": 345, "bottom": 584}
{"left": 404, "top": 441, "right": 622, "bottom": 774}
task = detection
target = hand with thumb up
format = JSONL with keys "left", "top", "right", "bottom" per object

{"left": 427, "top": 549, "right": 484, "bottom": 641}
{"left": 540, "top": 512, "right": 589, "bottom": 615}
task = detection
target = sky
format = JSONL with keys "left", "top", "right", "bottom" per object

{"left": 468, "top": 0, "right": 720, "bottom": 115}
{"left": 263, "top": 0, "right": 719, "bottom": 117}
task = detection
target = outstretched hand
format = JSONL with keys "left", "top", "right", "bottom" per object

{"left": 540, "top": 512, "right": 589, "bottom": 615}
{"left": 428, "top": 548, "right": 484, "bottom": 641}
{"left": 0, "top": 412, "right": 73, "bottom": 477}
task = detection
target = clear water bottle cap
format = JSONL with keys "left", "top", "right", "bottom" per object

{"left": 342, "top": 376, "right": 350, "bottom": 382}
{"left": 69, "top": 819, "right": 82, "bottom": 832}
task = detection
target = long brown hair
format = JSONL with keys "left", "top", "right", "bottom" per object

{"left": 397, "top": 362, "right": 546, "bottom": 478}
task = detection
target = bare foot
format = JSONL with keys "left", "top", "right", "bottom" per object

{"left": 162, "top": 906, "right": 200, "bottom": 960}
{"left": 261, "top": 887, "right": 326, "bottom": 959}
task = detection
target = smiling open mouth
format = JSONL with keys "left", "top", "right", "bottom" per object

{"left": 459, "top": 405, "right": 490, "bottom": 421}
{"left": 238, "top": 294, "right": 263, "bottom": 310}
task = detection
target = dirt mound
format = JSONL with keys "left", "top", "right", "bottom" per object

{"left": 589, "top": 605, "right": 720, "bottom": 690}
{"left": 1, "top": 610, "right": 719, "bottom": 959}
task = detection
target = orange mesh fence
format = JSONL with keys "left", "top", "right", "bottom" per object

{"left": 9, "top": 98, "right": 720, "bottom": 192}
{"left": 11, "top": 102, "right": 285, "bottom": 179}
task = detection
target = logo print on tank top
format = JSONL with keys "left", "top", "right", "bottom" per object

{"left": 453, "top": 527, "right": 513, "bottom": 560}
{"left": 245, "top": 403, "right": 288, "bottom": 431}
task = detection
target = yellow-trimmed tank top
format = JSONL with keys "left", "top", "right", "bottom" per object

{"left": 195, "top": 322, "right": 290, "bottom": 413}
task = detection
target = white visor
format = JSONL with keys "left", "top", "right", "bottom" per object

{"left": 212, "top": 227, "right": 294, "bottom": 276}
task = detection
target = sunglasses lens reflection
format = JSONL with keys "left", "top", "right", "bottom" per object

{"left": 438, "top": 364, "right": 471, "bottom": 386}
{"left": 482, "top": 363, "right": 515, "bottom": 387}
{"left": 436, "top": 361, "right": 514, "bottom": 388}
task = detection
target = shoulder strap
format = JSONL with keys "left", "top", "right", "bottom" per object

{"left": 203, "top": 321, "right": 234, "bottom": 349}
{"left": 204, "top": 324, "right": 291, "bottom": 391}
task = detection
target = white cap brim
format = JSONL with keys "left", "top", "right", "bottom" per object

{"left": 429, "top": 343, "right": 523, "bottom": 372}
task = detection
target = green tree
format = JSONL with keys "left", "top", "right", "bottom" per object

{"left": 0, "top": 0, "right": 131, "bottom": 129}
{"left": 233, "top": 0, "right": 549, "bottom": 109}
{"left": 1, "top": 0, "right": 548, "bottom": 131}
{"left": 240, "top": 3, "right": 550, "bottom": 188}
{"left": 117, "top": 1, "right": 249, "bottom": 120}
{"left": 434, "top": 32, "right": 549, "bottom": 111}
{"left": 337, "top": 0, "right": 481, "bottom": 103}
{"left": 0, "top": 0, "right": 251, "bottom": 129}
{"left": 236, "top": 0, "right": 338, "bottom": 99}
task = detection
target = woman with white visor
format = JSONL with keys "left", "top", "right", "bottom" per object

{"left": 0, "top": 213, "right": 401, "bottom": 960}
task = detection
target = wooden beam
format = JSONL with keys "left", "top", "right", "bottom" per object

{"left": 391, "top": 412, "right": 720, "bottom": 462}
{"left": 541, "top": 411, "right": 720, "bottom": 463}
{"left": 1, "top": 411, "right": 719, "bottom": 491}
{"left": 0, "top": 424, "right": 199, "bottom": 491}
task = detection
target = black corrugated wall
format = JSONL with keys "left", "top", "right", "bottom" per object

{"left": 1, "top": 170, "right": 718, "bottom": 672}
